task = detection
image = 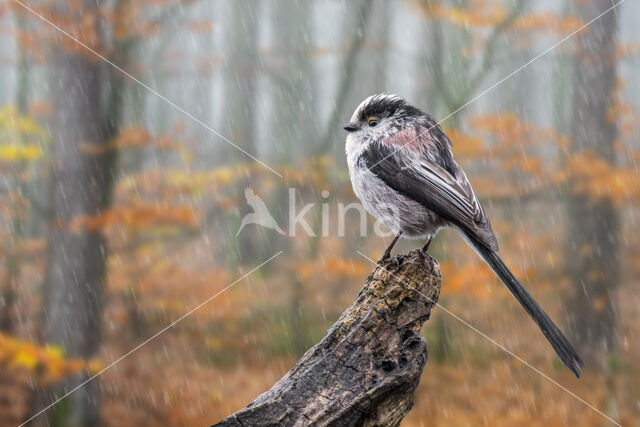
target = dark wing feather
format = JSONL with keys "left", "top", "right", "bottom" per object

{"left": 361, "top": 141, "right": 498, "bottom": 251}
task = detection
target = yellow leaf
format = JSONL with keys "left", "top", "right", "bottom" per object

{"left": 0, "top": 144, "right": 42, "bottom": 161}
{"left": 12, "top": 348, "right": 39, "bottom": 371}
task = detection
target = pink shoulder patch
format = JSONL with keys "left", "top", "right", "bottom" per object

{"left": 384, "top": 127, "right": 430, "bottom": 152}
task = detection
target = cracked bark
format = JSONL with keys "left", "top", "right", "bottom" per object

{"left": 213, "top": 250, "right": 442, "bottom": 426}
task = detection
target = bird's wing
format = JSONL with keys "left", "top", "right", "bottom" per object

{"left": 361, "top": 141, "right": 498, "bottom": 251}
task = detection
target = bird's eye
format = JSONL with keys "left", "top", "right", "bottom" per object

{"left": 368, "top": 117, "right": 378, "bottom": 127}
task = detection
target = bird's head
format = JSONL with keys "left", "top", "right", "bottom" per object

{"left": 343, "top": 94, "right": 423, "bottom": 143}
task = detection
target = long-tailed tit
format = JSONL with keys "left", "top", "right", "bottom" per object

{"left": 345, "top": 94, "right": 584, "bottom": 377}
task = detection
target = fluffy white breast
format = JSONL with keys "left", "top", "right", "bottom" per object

{"left": 345, "top": 136, "right": 444, "bottom": 238}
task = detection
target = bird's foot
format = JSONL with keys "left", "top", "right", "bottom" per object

{"left": 389, "top": 256, "right": 403, "bottom": 269}
{"left": 378, "top": 255, "right": 403, "bottom": 270}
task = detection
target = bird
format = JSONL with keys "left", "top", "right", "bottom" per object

{"left": 236, "top": 187, "right": 285, "bottom": 236}
{"left": 344, "top": 93, "right": 584, "bottom": 378}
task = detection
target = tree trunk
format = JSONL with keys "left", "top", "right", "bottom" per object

{"left": 223, "top": 0, "right": 263, "bottom": 265}
{"left": 315, "top": 0, "right": 373, "bottom": 157}
{"left": 213, "top": 250, "right": 441, "bottom": 426}
{"left": 565, "top": 0, "right": 619, "bottom": 366}
{"left": 1, "top": 7, "right": 31, "bottom": 334}
{"left": 28, "top": 2, "right": 120, "bottom": 425}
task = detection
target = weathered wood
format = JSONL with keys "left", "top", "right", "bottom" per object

{"left": 213, "top": 250, "right": 441, "bottom": 426}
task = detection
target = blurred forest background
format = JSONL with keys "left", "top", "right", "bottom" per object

{"left": 0, "top": 0, "right": 638, "bottom": 425}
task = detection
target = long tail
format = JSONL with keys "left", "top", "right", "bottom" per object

{"left": 471, "top": 238, "right": 585, "bottom": 378}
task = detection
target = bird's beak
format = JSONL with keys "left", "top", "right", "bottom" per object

{"left": 343, "top": 122, "right": 359, "bottom": 132}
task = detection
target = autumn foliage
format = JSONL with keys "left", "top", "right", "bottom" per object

{"left": 0, "top": 0, "right": 638, "bottom": 426}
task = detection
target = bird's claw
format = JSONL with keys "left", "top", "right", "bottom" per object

{"left": 390, "top": 256, "right": 402, "bottom": 269}
{"left": 378, "top": 255, "right": 402, "bottom": 270}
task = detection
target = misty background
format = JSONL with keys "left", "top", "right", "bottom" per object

{"left": 0, "top": 0, "right": 638, "bottom": 425}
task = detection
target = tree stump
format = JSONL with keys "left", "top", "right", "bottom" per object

{"left": 213, "top": 249, "right": 442, "bottom": 426}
